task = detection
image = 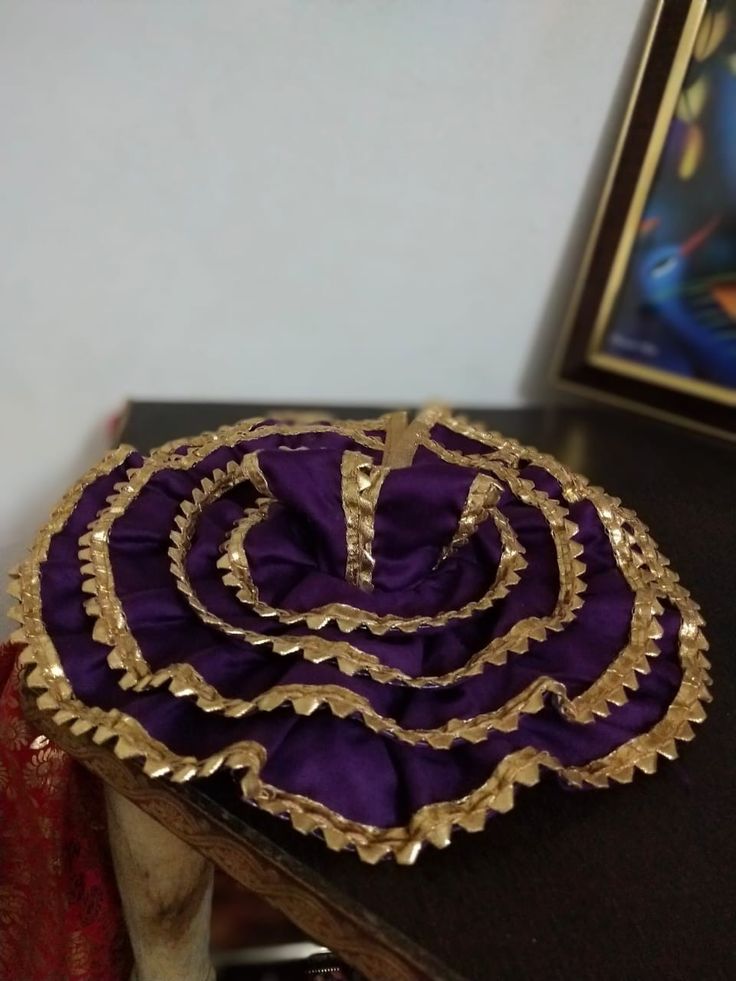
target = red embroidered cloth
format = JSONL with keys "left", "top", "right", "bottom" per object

{"left": 0, "top": 642, "right": 130, "bottom": 981}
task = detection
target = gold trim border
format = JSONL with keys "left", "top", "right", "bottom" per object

{"left": 81, "top": 412, "right": 666, "bottom": 741}
{"left": 137, "top": 431, "right": 664, "bottom": 742}
{"left": 222, "top": 494, "right": 526, "bottom": 634}
{"left": 89, "top": 418, "right": 586, "bottom": 689}
{"left": 341, "top": 450, "right": 388, "bottom": 592}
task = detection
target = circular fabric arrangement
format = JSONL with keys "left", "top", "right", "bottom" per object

{"left": 11, "top": 409, "right": 711, "bottom": 864}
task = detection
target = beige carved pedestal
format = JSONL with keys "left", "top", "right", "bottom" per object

{"left": 105, "top": 788, "right": 216, "bottom": 981}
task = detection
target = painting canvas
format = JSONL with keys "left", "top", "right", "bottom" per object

{"left": 558, "top": 0, "right": 736, "bottom": 439}
{"left": 593, "top": 0, "right": 736, "bottom": 397}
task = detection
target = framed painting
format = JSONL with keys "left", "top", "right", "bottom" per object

{"left": 557, "top": 0, "right": 736, "bottom": 440}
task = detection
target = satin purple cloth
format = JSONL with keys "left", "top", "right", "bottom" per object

{"left": 34, "top": 415, "right": 690, "bottom": 841}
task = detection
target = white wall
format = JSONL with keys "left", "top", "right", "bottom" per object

{"left": 1, "top": 0, "right": 648, "bottom": 618}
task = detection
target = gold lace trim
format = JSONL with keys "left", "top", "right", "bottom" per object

{"left": 168, "top": 452, "right": 271, "bottom": 613}
{"left": 83, "top": 411, "right": 660, "bottom": 750}
{"left": 156, "top": 455, "right": 597, "bottom": 745}
{"left": 151, "top": 414, "right": 391, "bottom": 457}
{"left": 218, "top": 500, "right": 268, "bottom": 605}
{"left": 85, "top": 418, "right": 585, "bottom": 688}
{"left": 341, "top": 451, "right": 388, "bottom": 592}
{"left": 381, "top": 410, "right": 411, "bottom": 468}
{"left": 80, "top": 417, "right": 396, "bottom": 685}
{"left": 221, "top": 491, "right": 526, "bottom": 635}
{"left": 17, "top": 409, "right": 700, "bottom": 761}
{"left": 437, "top": 473, "right": 501, "bottom": 565}
{"left": 417, "top": 433, "right": 667, "bottom": 712}
{"left": 149, "top": 416, "right": 266, "bottom": 457}
{"left": 10, "top": 437, "right": 711, "bottom": 864}
{"left": 121, "top": 512, "right": 666, "bottom": 742}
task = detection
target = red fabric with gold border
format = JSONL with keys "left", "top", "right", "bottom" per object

{"left": 0, "top": 642, "right": 130, "bottom": 981}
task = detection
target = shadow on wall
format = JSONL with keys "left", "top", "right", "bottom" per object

{"left": 519, "top": 0, "right": 654, "bottom": 405}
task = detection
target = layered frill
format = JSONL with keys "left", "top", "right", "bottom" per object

{"left": 10, "top": 409, "right": 711, "bottom": 863}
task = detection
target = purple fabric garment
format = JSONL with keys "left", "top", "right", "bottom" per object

{"left": 112, "top": 451, "right": 558, "bottom": 668}
{"left": 42, "top": 482, "right": 681, "bottom": 824}
{"left": 27, "top": 414, "right": 704, "bottom": 851}
{"left": 105, "top": 476, "right": 634, "bottom": 730}
{"left": 33, "top": 416, "right": 681, "bottom": 827}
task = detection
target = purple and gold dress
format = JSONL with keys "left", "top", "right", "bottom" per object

{"left": 10, "top": 409, "right": 711, "bottom": 863}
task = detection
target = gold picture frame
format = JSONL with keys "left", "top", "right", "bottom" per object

{"left": 557, "top": 0, "right": 736, "bottom": 441}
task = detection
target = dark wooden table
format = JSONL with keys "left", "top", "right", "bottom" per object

{"left": 26, "top": 402, "right": 736, "bottom": 981}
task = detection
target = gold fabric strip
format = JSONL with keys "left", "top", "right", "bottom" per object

{"left": 80, "top": 417, "right": 395, "bottom": 686}
{"left": 378, "top": 405, "right": 444, "bottom": 469}
{"left": 222, "top": 496, "right": 525, "bottom": 634}
{"left": 153, "top": 414, "right": 392, "bottom": 458}
{"left": 380, "top": 411, "right": 411, "bottom": 468}
{"left": 108, "top": 428, "right": 666, "bottom": 738}
{"left": 150, "top": 416, "right": 265, "bottom": 458}
{"left": 341, "top": 451, "right": 389, "bottom": 592}
{"left": 437, "top": 473, "right": 502, "bottom": 565}
{"left": 169, "top": 454, "right": 271, "bottom": 617}
{"left": 241, "top": 452, "right": 271, "bottom": 498}
{"left": 88, "top": 424, "right": 580, "bottom": 687}
{"left": 417, "top": 433, "right": 665, "bottom": 707}
{"left": 429, "top": 412, "right": 523, "bottom": 464}
{"left": 145, "top": 551, "right": 664, "bottom": 740}
{"left": 14, "top": 408, "right": 698, "bottom": 763}
{"left": 83, "top": 409, "right": 657, "bottom": 760}
{"left": 83, "top": 416, "right": 666, "bottom": 730}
